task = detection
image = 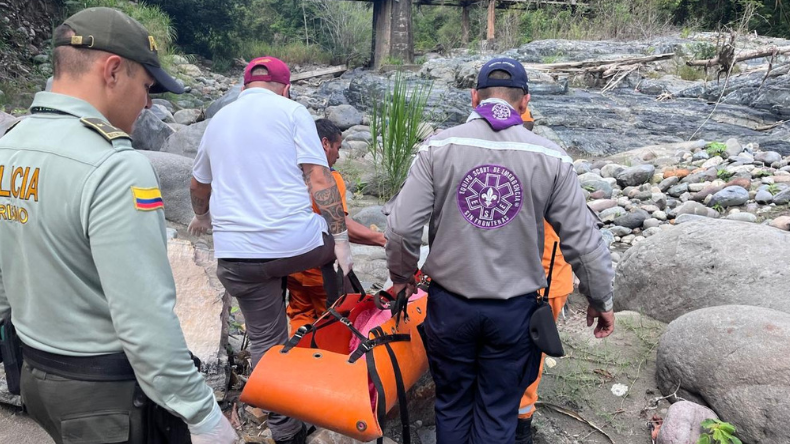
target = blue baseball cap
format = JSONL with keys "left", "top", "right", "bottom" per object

{"left": 476, "top": 57, "right": 529, "bottom": 93}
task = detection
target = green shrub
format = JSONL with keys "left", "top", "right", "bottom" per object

{"left": 368, "top": 73, "right": 433, "bottom": 200}
{"left": 706, "top": 142, "right": 727, "bottom": 157}
{"left": 678, "top": 64, "right": 709, "bottom": 81}
{"left": 697, "top": 419, "right": 742, "bottom": 444}
{"left": 237, "top": 40, "right": 332, "bottom": 66}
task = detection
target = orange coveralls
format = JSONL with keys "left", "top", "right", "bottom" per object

{"left": 286, "top": 170, "right": 348, "bottom": 333}
{"left": 518, "top": 222, "right": 573, "bottom": 419}
{"left": 521, "top": 101, "right": 572, "bottom": 419}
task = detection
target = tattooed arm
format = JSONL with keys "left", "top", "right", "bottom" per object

{"left": 303, "top": 163, "right": 353, "bottom": 274}
{"left": 302, "top": 164, "right": 347, "bottom": 235}
{"left": 188, "top": 178, "right": 212, "bottom": 236}
{"left": 189, "top": 178, "right": 212, "bottom": 215}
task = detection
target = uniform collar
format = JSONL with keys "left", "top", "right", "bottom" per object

{"left": 30, "top": 92, "right": 109, "bottom": 120}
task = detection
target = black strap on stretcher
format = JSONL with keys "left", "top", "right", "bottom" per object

{"left": 374, "top": 289, "right": 410, "bottom": 327}
{"left": 280, "top": 271, "right": 415, "bottom": 444}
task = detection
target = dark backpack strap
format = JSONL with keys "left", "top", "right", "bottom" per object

{"left": 372, "top": 327, "right": 411, "bottom": 444}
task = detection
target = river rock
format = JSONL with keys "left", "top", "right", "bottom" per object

{"left": 708, "top": 186, "right": 749, "bottom": 208}
{"left": 755, "top": 189, "right": 774, "bottom": 204}
{"left": 326, "top": 105, "right": 363, "bottom": 130}
{"left": 614, "top": 219, "right": 790, "bottom": 322}
{"left": 168, "top": 240, "right": 231, "bottom": 399}
{"left": 770, "top": 216, "right": 790, "bottom": 231}
{"left": 161, "top": 119, "right": 210, "bottom": 159}
{"left": 616, "top": 164, "right": 655, "bottom": 187}
{"left": 140, "top": 151, "right": 195, "bottom": 225}
{"left": 656, "top": 401, "right": 719, "bottom": 444}
{"left": 612, "top": 209, "right": 650, "bottom": 229}
{"left": 206, "top": 84, "right": 242, "bottom": 118}
{"left": 174, "top": 108, "right": 202, "bottom": 126}
{"left": 132, "top": 109, "right": 174, "bottom": 152}
{"left": 353, "top": 205, "right": 387, "bottom": 230}
{"left": 656, "top": 305, "right": 790, "bottom": 444}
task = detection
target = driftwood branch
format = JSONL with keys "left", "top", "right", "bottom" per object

{"left": 526, "top": 53, "right": 675, "bottom": 71}
{"left": 291, "top": 65, "right": 348, "bottom": 82}
{"left": 686, "top": 45, "right": 790, "bottom": 68}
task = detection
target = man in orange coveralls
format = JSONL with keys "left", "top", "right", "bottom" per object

{"left": 522, "top": 107, "right": 536, "bottom": 131}
{"left": 516, "top": 221, "right": 573, "bottom": 444}
{"left": 287, "top": 119, "right": 386, "bottom": 332}
{"left": 517, "top": 104, "right": 573, "bottom": 443}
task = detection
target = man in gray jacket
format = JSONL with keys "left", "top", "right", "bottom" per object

{"left": 384, "top": 57, "right": 615, "bottom": 444}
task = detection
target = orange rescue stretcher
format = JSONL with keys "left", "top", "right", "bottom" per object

{"left": 240, "top": 272, "right": 430, "bottom": 443}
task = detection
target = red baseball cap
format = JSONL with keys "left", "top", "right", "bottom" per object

{"left": 243, "top": 57, "right": 291, "bottom": 86}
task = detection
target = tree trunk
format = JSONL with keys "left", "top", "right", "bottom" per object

{"left": 487, "top": 0, "right": 496, "bottom": 46}
{"left": 462, "top": 5, "right": 470, "bottom": 45}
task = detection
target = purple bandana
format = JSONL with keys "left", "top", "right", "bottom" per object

{"left": 472, "top": 101, "right": 523, "bottom": 131}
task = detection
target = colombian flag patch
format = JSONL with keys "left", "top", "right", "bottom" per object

{"left": 131, "top": 187, "right": 164, "bottom": 211}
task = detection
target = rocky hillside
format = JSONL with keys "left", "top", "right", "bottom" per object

{"left": 0, "top": 0, "right": 61, "bottom": 107}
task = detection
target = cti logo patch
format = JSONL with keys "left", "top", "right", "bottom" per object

{"left": 131, "top": 187, "right": 164, "bottom": 211}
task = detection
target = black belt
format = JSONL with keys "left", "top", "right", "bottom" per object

{"left": 219, "top": 258, "right": 277, "bottom": 263}
{"left": 22, "top": 344, "right": 136, "bottom": 382}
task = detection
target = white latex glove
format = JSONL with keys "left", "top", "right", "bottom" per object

{"left": 333, "top": 230, "right": 353, "bottom": 275}
{"left": 190, "top": 410, "right": 237, "bottom": 444}
{"left": 188, "top": 211, "right": 212, "bottom": 236}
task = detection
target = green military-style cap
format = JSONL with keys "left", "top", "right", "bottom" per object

{"left": 53, "top": 7, "right": 184, "bottom": 94}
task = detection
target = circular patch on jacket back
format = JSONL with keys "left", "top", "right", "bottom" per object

{"left": 457, "top": 164, "right": 523, "bottom": 229}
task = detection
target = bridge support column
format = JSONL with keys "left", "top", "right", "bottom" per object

{"left": 372, "top": 0, "right": 413, "bottom": 68}
{"left": 486, "top": 0, "right": 496, "bottom": 49}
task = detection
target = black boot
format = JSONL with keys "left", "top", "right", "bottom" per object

{"left": 515, "top": 417, "right": 533, "bottom": 444}
{"left": 275, "top": 424, "right": 308, "bottom": 444}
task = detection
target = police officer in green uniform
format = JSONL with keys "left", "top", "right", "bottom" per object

{"left": 0, "top": 8, "right": 237, "bottom": 444}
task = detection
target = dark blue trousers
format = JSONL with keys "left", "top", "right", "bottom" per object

{"left": 423, "top": 282, "right": 542, "bottom": 444}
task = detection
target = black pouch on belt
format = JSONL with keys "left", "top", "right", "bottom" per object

{"left": 0, "top": 312, "right": 24, "bottom": 395}
{"left": 141, "top": 352, "right": 201, "bottom": 444}
{"left": 529, "top": 242, "right": 565, "bottom": 358}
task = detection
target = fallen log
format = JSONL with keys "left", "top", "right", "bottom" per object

{"left": 526, "top": 53, "right": 675, "bottom": 71}
{"left": 686, "top": 45, "right": 790, "bottom": 68}
{"left": 291, "top": 65, "right": 347, "bottom": 82}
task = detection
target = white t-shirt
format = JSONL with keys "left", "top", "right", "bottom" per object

{"left": 193, "top": 87, "right": 329, "bottom": 259}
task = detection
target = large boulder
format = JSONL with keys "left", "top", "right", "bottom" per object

{"left": 168, "top": 239, "right": 231, "bottom": 399}
{"left": 326, "top": 104, "right": 363, "bottom": 130}
{"left": 614, "top": 219, "right": 790, "bottom": 323}
{"left": 140, "top": 151, "right": 194, "bottom": 225}
{"left": 161, "top": 119, "right": 210, "bottom": 159}
{"left": 132, "top": 109, "right": 175, "bottom": 151}
{"left": 656, "top": 306, "right": 790, "bottom": 444}
{"left": 352, "top": 205, "right": 387, "bottom": 229}
{"left": 656, "top": 401, "right": 719, "bottom": 444}
{"left": 206, "top": 84, "right": 242, "bottom": 118}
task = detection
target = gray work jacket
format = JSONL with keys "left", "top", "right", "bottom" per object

{"left": 384, "top": 115, "right": 614, "bottom": 312}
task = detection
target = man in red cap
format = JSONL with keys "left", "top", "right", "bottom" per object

{"left": 188, "top": 56, "right": 352, "bottom": 444}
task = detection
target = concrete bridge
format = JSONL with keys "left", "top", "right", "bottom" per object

{"left": 340, "top": 0, "right": 585, "bottom": 67}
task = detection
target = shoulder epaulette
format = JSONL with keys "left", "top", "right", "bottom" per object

{"left": 80, "top": 117, "right": 131, "bottom": 143}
